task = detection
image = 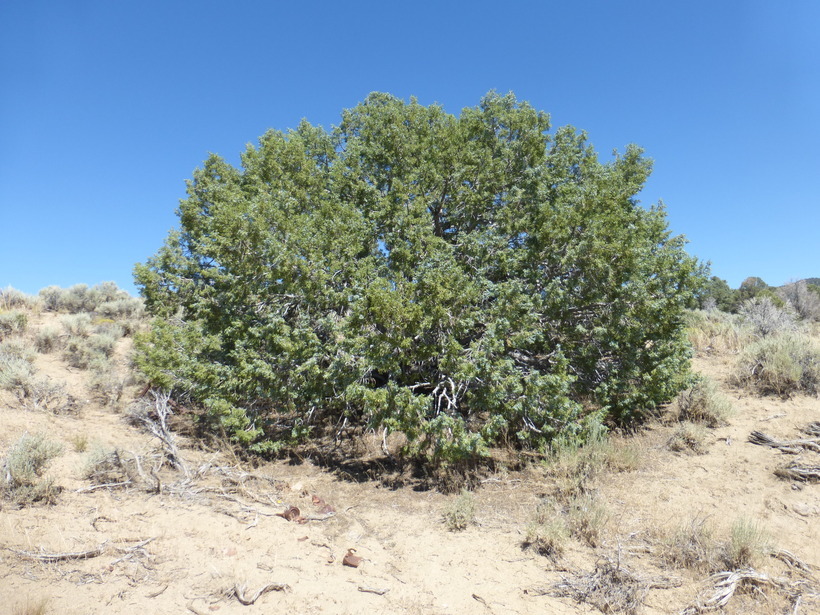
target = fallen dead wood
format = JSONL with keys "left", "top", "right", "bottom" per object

{"left": 681, "top": 568, "right": 816, "bottom": 614}
{"left": 228, "top": 582, "right": 290, "bottom": 605}
{"left": 771, "top": 550, "right": 817, "bottom": 579}
{"left": 550, "top": 557, "right": 678, "bottom": 615}
{"left": 802, "top": 422, "right": 820, "bottom": 438}
{"left": 358, "top": 585, "right": 389, "bottom": 595}
{"left": 774, "top": 463, "right": 820, "bottom": 483}
{"left": 748, "top": 431, "right": 820, "bottom": 454}
{"left": 9, "top": 542, "right": 108, "bottom": 562}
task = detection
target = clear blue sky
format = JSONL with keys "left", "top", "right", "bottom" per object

{"left": 2, "top": 1, "right": 818, "bottom": 296}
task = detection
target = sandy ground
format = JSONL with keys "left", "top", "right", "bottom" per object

{"left": 1, "top": 313, "right": 818, "bottom": 614}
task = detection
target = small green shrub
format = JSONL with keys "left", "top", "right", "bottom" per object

{"left": 97, "top": 298, "right": 144, "bottom": 319}
{"left": 443, "top": 489, "right": 476, "bottom": 531}
{"left": 724, "top": 517, "right": 768, "bottom": 569}
{"left": 19, "top": 377, "right": 76, "bottom": 414}
{"left": 88, "top": 359, "right": 128, "bottom": 406}
{"left": 63, "top": 333, "right": 115, "bottom": 369}
{"left": 2, "top": 433, "right": 63, "bottom": 506}
{"left": 0, "top": 310, "right": 28, "bottom": 339}
{"left": 733, "top": 333, "right": 820, "bottom": 396}
{"left": 675, "top": 375, "right": 732, "bottom": 427}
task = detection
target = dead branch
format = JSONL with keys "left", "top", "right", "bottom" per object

{"left": 75, "top": 480, "right": 132, "bottom": 493}
{"left": 748, "top": 431, "right": 820, "bottom": 454}
{"left": 682, "top": 568, "right": 815, "bottom": 614}
{"left": 774, "top": 463, "right": 820, "bottom": 483}
{"left": 131, "top": 389, "right": 190, "bottom": 477}
{"left": 802, "top": 422, "right": 820, "bottom": 437}
{"left": 358, "top": 586, "right": 389, "bottom": 595}
{"left": 228, "top": 582, "right": 290, "bottom": 605}
{"left": 9, "top": 542, "right": 108, "bottom": 562}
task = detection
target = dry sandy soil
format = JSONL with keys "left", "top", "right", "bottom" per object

{"left": 1, "top": 312, "right": 818, "bottom": 614}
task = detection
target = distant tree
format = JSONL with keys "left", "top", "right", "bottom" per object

{"left": 697, "top": 276, "right": 737, "bottom": 312}
{"left": 134, "top": 92, "right": 704, "bottom": 462}
{"left": 738, "top": 277, "right": 770, "bottom": 303}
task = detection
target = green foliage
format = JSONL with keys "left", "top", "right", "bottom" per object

{"left": 697, "top": 276, "right": 738, "bottom": 312}
{"left": 738, "top": 276, "right": 770, "bottom": 303}
{"left": 135, "top": 92, "right": 703, "bottom": 462}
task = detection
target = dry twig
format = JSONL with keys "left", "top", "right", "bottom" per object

{"left": 748, "top": 431, "right": 820, "bottom": 454}
{"left": 9, "top": 542, "right": 108, "bottom": 562}
{"left": 228, "top": 582, "right": 290, "bottom": 605}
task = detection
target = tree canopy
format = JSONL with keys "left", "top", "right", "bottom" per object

{"left": 134, "top": 92, "right": 703, "bottom": 462}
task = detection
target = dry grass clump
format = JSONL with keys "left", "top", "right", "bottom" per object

{"left": 524, "top": 498, "right": 569, "bottom": 559}
{"left": 723, "top": 517, "right": 768, "bottom": 570}
{"left": 443, "top": 488, "right": 476, "bottom": 531}
{"left": 674, "top": 375, "right": 732, "bottom": 427}
{"left": 659, "top": 516, "right": 720, "bottom": 572}
{"left": 686, "top": 309, "right": 752, "bottom": 355}
{"left": 567, "top": 492, "right": 609, "bottom": 547}
{"left": 733, "top": 333, "right": 820, "bottom": 396}
{"left": 1, "top": 433, "right": 63, "bottom": 506}
{"left": 549, "top": 434, "right": 641, "bottom": 501}
{"left": 667, "top": 422, "right": 708, "bottom": 454}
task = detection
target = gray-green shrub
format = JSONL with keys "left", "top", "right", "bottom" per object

{"left": 34, "top": 326, "right": 63, "bottom": 353}
{"left": 2, "top": 433, "right": 63, "bottom": 505}
{"left": 0, "top": 311, "right": 28, "bottom": 339}
{"left": 733, "top": 333, "right": 820, "bottom": 396}
{"left": 675, "top": 375, "right": 732, "bottom": 427}
{"left": 739, "top": 297, "right": 796, "bottom": 338}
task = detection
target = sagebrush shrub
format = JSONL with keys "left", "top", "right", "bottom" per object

{"left": 0, "top": 311, "right": 28, "bottom": 339}
{"left": 685, "top": 309, "right": 752, "bottom": 355}
{"left": 2, "top": 433, "right": 62, "bottom": 506}
{"left": 733, "top": 333, "right": 820, "bottom": 396}
{"left": 0, "top": 355, "right": 35, "bottom": 391}
{"left": 676, "top": 375, "right": 732, "bottom": 427}
{"left": 0, "top": 286, "right": 37, "bottom": 310}
{"left": 34, "top": 326, "right": 62, "bottom": 353}
{"left": 780, "top": 281, "right": 820, "bottom": 322}
{"left": 739, "top": 297, "right": 796, "bottom": 338}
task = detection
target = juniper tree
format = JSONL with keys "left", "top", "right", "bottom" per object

{"left": 134, "top": 92, "right": 703, "bottom": 461}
